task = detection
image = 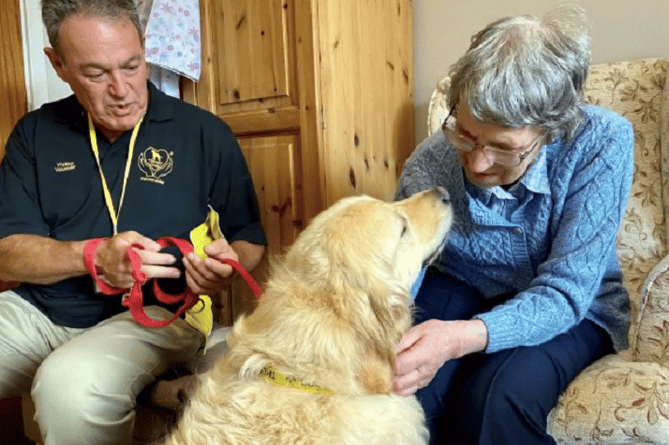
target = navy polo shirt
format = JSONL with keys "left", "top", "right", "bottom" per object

{"left": 0, "top": 82, "right": 266, "bottom": 328}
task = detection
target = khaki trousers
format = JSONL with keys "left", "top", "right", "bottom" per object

{"left": 0, "top": 290, "right": 204, "bottom": 445}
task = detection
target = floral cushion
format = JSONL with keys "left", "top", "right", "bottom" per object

{"left": 547, "top": 354, "right": 669, "bottom": 444}
{"left": 427, "top": 77, "right": 451, "bottom": 138}
{"left": 427, "top": 58, "right": 669, "bottom": 444}
{"left": 585, "top": 60, "right": 669, "bottom": 346}
{"left": 634, "top": 254, "right": 669, "bottom": 366}
{"left": 549, "top": 59, "right": 669, "bottom": 444}
{"left": 548, "top": 255, "right": 669, "bottom": 444}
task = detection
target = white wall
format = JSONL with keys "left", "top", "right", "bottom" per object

{"left": 413, "top": 0, "right": 669, "bottom": 143}
{"left": 22, "top": 0, "right": 669, "bottom": 129}
{"left": 20, "top": 0, "right": 72, "bottom": 110}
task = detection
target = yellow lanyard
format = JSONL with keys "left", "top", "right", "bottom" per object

{"left": 88, "top": 114, "right": 144, "bottom": 235}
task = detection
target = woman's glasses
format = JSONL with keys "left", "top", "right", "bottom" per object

{"left": 441, "top": 105, "right": 545, "bottom": 167}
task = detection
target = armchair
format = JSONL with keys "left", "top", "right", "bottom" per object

{"left": 427, "top": 58, "right": 669, "bottom": 444}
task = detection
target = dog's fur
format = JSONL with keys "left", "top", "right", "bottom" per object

{"left": 161, "top": 188, "right": 452, "bottom": 445}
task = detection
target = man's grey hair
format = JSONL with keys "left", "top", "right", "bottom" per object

{"left": 42, "top": 0, "right": 142, "bottom": 54}
{"left": 448, "top": 6, "right": 591, "bottom": 141}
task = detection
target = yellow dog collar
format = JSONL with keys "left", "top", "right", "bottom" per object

{"left": 259, "top": 364, "right": 334, "bottom": 395}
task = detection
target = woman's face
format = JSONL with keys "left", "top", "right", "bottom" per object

{"left": 453, "top": 105, "right": 544, "bottom": 188}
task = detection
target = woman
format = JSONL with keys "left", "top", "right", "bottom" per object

{"left": 394, "top": 7, "right": 634, "bottom": 444}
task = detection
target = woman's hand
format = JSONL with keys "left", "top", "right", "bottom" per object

{"left": 393, "top": 319, "right": 488, "bottom": 396}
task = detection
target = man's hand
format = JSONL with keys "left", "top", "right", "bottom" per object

{"left": 182, "top": 238, "right": 238, "bottom": 295}
{"left": 392, "top": 319, "right": 488, "bottom": 396}
{"left": 95, "top": 231, "right": 180, "bottom": 288}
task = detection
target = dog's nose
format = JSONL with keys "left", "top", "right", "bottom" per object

{"left": 435, "top": 186, "right": 450, "bottom": 204}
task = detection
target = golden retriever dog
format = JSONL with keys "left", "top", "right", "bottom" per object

{"left": 160, "top": 187, "right": 452, "bottom": 445}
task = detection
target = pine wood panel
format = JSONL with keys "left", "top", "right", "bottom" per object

{"left": 210, "top": 0, "right": 297, "bottom": 115}
{"left": 189, "top": 0, "right": 323, "bottom": 224}
{"left": 0, "top": 0, "right": 26, "bottom": 292}
{"left": 188, "top": 0, "right": 304, "bottom": 134}
{"left": 292, "top": 0, "right": 324, "bottom": 222}
{"left": 220, "top": 107, "right": 301, "bottom": 135}
{"left": 217, "top": 1, "right": 289, "bottom": 102}
{"left": 231, "top": 134, "right": 302, "bottom": 316}
{"left": 0, "top": 0, "right": 28, "bottom": 160}
{"left": 188, "top": 0, "right": 413, "bottom": 323}
{"left": 316, "top": 0, "right": 414, "bottom": 204}
{"left": 239, "top": 134, "right": 302, "bottom": 255}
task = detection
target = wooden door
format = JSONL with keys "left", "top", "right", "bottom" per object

{"left": 188, "top": 0, "right": 323, "bottom": 321}
{"left": 190, "top": 0, "right": 414, "bottom": 322}
{"left": 230, "top": 134, "right": 303, "bottom": 317}
{"left": 0, "top": 0, "right": 27, "bottom": 292}
{"left": 0, "top": 0, "right": 28, "bottom": 159}
{"left": 194, "top": 0, "right": 300, "bottom": 133}
{"left": 186, "top": 0, "right": 323, "bottom": 220}
{"left": 215, "top": 1, "right": 292, "bottom": 107}
{"left": 239, "top": 134, "right": 304, "bottom": 255}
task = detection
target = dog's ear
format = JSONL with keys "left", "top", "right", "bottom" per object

{"left": 367, "top": 284, "right": 412, "bottom": 339}
{"left": 357, "top": 289, "right": 411, "bottom": 395}
{"left": 387, "top": 291, "right": 412, "bottom": 328}
{"left": 359, "top": 353, "right": 393, "bottom": 394}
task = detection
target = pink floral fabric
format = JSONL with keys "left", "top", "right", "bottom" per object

{"left": 144, "top": 0, "right": 201, "bottom": 81}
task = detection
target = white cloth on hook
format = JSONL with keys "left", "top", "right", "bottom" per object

{"left": 144, "top": 0, "right": 201, "bottom": 81}
{"left": 148, "top": 64, "right": 180, "bottom": 98}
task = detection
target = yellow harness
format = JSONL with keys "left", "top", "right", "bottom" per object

{"left": 259, "top": 364, "right": 335, "bottom": 395}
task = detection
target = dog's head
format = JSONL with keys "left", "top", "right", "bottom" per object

{"left": 285, "top": 187, "right": 451, "bottom": 355}
{"left": 287, "top": 187, "right": 451, "bottom": 292}
{"left": 231, "top": 188, "right": 452, "bottom": 394}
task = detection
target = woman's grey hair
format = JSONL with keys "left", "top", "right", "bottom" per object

{"left": 42, "top": 0, "right": 142, "bottom": 55}
{"left": 448, "top": 6, "right": 591, "bottom": 141}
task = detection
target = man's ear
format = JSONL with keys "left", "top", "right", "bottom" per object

{"left": 44, "top": 47, "right": 67, "bottom": 82}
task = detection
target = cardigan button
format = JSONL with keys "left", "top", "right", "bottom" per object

{"left": 513, "top": 227, "right": 523, "bottom": 235}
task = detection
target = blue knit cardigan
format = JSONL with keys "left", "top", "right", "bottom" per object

{"left": 396, "top": 105, "right": 634, "bottom": 353}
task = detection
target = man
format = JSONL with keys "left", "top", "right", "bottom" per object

{"left": 0, "top": 0, "right": 266, "bottom": 443}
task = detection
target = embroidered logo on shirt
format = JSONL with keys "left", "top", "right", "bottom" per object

{"left": 138, "top": 147, "right": 173, "bottom": 185}
{"left": 55, "top": 162, "right": 76, "bottom": 172}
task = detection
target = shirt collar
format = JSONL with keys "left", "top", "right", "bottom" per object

{"left": 145, "top": 81, "right": 175, "bottom": 123}
{"left": 515, "top": 146, "right": 550, "bottom": 195}
{"left": 55, "top": 80, "right": 174, "bottom": 130}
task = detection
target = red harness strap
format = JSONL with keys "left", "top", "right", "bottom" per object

{"left": 84, "top": 236, "right": 262, "bottom": 327}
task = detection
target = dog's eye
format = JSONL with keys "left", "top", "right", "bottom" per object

{"left": 397, "top": 214, "right": 409, "bottom": 239}
{"left": 397, "top": 214, "right": 409, "bottom": 238}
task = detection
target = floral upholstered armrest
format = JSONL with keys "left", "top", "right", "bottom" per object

{"left": 548, "top": 354, "right": 669, "bottom": 444}
{"left": 632, "top": 254, "right": 669, "bottom": 365}
{"left": 427, "top": 77, "right": 451, "bottom": 136}
{"left": 548, "top": 254, "right": 669, "bottom": 444}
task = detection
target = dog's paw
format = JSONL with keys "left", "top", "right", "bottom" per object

{"left": 148, "top": 375, "right": 200, "bottom": 410}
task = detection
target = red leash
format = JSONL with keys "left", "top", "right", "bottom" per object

{"left": 84, "top": 236, "right": 262, "bottom": 327}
